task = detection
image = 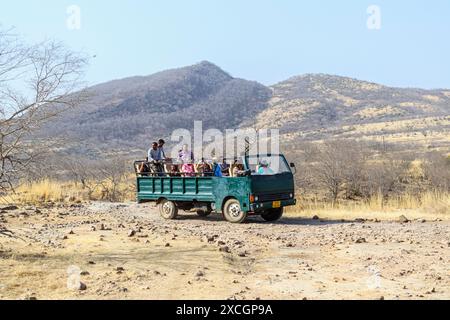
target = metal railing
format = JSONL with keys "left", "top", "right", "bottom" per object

{"left": 133, "top": 160, "right": 238, "bottom": 178}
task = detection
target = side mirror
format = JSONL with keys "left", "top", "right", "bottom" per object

{"left": 290, "top": 162, "right": 297, "bottom": 174}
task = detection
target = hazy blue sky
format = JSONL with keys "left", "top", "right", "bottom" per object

{"left": 2, "top": 0, "right": 449, "bottom": 88}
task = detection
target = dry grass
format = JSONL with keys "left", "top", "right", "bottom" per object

{"left": 286, "top": 190, "right": 450, "bottom": 221}
{"left": 1, "top": 178, "right": 135, "bottom": 205}
{"left": 2, "top": 178, "right": 449, "bottom": 221}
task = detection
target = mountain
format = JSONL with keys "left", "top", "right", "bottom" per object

{"left": 255, "top": 74, "right": 450, "bottom": 154}
{"left": 38, "top": 62, "right": 450, "bottom": 158}
{"left": 40, "top": 61, "right": 271, "bottom": 156}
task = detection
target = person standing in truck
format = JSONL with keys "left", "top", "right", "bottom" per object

{"left": 178, "top": 144, "right": 193, "bottom": 162}
{"left": 148, "top": 142, "right": 164, "bottom": 175}
{"left": 157, "top": 139, "right": 168, "bottom": 161}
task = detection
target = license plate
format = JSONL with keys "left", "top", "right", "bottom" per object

{"left": 272, "top": 201, "right": 281, "bottom": 208}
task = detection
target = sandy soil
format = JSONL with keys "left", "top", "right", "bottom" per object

{"left": 0, "top": 202, "right": 449, "bottom": 300}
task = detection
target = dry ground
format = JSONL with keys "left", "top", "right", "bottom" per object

{"left": 0, "top": 202, "right": 449, "bottom": 300}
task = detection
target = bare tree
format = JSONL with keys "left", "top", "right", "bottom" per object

{"left": 97, "top": 158, "right": 131, "bottom": 202}
{"left": 341, "top": 143, "right": 368, "bottom": 199}
{"left": 0, "top": 29, "right": 87, "bottom": 193}
{"left": 312, "top": 140, "right": 368, "bottom": 202}
{"left": 62, "top": 156, "right": 106, "bottom": 200}
{"left": 60, "top": 156, "right": 132, "bottom": 202}
{"left": 312, "top": 141, "right": 347, "bottom": 202}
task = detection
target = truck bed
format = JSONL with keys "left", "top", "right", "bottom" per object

{"left": 137, "top": 176, "right": 216, "bottom": 202}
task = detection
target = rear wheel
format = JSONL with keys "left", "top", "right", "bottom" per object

{"left": 158, "top": 199, "right": 178, "bottom": 220}
{"left": 261, "top": 207, "right": 283, "bottom": 222}
{"left": 223, "top": 199, "right": 247, "bottom": 223}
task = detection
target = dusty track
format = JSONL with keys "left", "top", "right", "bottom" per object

{"left": 0, "top": 202, "right": 449, "bottom": 299}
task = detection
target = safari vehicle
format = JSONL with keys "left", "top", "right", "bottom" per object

{"left": 134, "top": 154, "right": 296, "bottom": 223}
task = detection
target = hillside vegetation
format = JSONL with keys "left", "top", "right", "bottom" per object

{"left": 39, "top": 61, "right": 271, "bottom": 157}
{"left": 264, "top": 74, "right": 450, "bottom": 156}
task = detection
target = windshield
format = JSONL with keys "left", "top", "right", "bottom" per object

{"left": 245, "top": 155, "right": 291, "bottom": 175}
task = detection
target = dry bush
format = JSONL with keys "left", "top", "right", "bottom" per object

{"left": 291, "top": 139, "right": 450, "bottom": 218}
{"left": 5, "top": 175, "right": 135, "bottom": 205}
{"left": 310, "top": 140, "right": 367, "bottom": 202}
{"left": 10, "top": 179, "right": 82, "bottom": 203}
{"left": 2, "top": 154, "right": 136, "bottom": 205}
{"left": 96, "top": 159, "right": 134, "bottom": 202}
{"left": 365, "top": 157, "right": 409, "bottom": 198}
{"left": 287, "top": 142, "right": 318, "bottom": 197}
{"left": 423, "top": 153, "right": 450, "bottom": 192}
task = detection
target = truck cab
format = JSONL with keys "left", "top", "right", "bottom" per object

{"left": 135, "top": 154, "right": 296, "bottom": 223}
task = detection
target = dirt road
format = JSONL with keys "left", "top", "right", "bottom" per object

{"left": 0, "top": 202, "right": 449, "bottom": 300}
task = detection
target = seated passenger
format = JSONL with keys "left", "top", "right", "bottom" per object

{"left": 181, "top": 160, "right": 195, "bottom": 177}
{"left": 212, "top": 158, "right": 222, "bottom": 177}
{"left": 257, "top": 160, "right": 274, "bottom": 175}
{"left": 196, "top": 158, "right": 212, "bottom": 177}
{"left": 232, "top": 163, "right": 245, "bottom": 177}
{"left": 220, "top": 159, "right": 230, "bottom": 176}
{"left": 178, "top": 144, "right": 195, "bottom": 177}
{"left": 137, "top": 161, "right": 150, "bottom": 175}
{"left": 167, "top": 164, "right": 181, "bottom": 177}
{"left": 229, "top": 159, "right": 239, "bottom": 177}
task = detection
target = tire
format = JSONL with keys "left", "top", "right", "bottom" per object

{"left": 158, "top": 199, "right": 178, "bottom": 220}
{"left": 261, "top": 207, "right": 283, "bottom": 222}
{"left": 223, "top": 199, "right": 247, "bottom": 223}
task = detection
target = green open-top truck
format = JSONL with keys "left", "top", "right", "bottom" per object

{"left": 135, "top": 154, "right": 296, "bottom": 223}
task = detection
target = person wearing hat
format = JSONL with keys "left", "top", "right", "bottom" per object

{"left": 257, "top": 160, "right": 274, "bottom": 175}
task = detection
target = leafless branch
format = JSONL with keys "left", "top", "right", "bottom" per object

{"left": 0, "top": 28, "right": 88, "bottom": 193}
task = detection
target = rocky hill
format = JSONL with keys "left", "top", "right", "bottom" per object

{"left": 256, "top": 74, "right": 450, "bottom": 155}
{"left": 38, "top": 61, "right": 450, "bottom": 158}
{"left": 39, "top": 61, "right": 271, "bottom": 157}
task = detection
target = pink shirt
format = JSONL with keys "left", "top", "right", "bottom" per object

{"left": 182, "top": 163, "right": 195, "bottom": 176}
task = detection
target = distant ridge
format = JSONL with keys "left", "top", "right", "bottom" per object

{"left": 38, "top": 61, "right": 450, "bottom": 158}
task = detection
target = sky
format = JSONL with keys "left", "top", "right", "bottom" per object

{"left": 1, "top": 0, "right": 450, "bottom": 89}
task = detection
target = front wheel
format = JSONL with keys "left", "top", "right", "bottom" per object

{"left": 158, "top": 200, "right": 178, "bottom": 220}
{"left": 223, "top": 199, "right": 247, "bottom": 223}
{"left": 261, "top": 207, "right": 283, "bottom": 222}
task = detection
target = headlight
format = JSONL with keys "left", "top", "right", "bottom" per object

{"left": 290, "top": 193, "right": 293, "bottom": 198}
{"left": 255, "top": 196, "right": 259, "bottom": 201}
